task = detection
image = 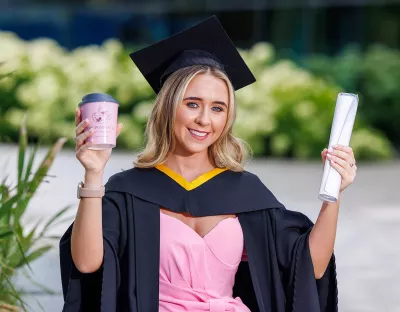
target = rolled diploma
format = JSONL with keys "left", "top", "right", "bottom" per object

{"left": 318, "top": 93, "right": 358, "bottom": 203}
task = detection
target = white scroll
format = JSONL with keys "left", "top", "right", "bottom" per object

{"left": 318, "top": 93, "right": 359, "bottom": 203}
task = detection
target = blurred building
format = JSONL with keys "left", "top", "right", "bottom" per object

{"left": 0, "top": 0, "right": 399, "bottom": 56}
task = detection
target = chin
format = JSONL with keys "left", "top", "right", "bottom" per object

{"left": 182, "top": 144, "right": 209, "bottom": 155}
{"left": 175, "top": 140, "right": 211, "bottom": 156}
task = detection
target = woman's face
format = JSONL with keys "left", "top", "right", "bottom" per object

{"left": 173, "top": 73, "right": 229, "bottom": 157}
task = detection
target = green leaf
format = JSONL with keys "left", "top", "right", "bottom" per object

{"left": 0, "top": 176, "right": 10, "bottom": 201}
{"left": 17, "top": 114, "right": 28, "bottom": 190}
{"left": 0, "top": 193, "right": 23, "bottom": 220}
{"left": 0, "top": 230, "right": 13, "bottom": 239}
{"left": 21, "top": 218, "right": 43, "bottom": 248}
{"left": 0, "top": 111, "right": 69, "bottom": 310}
{"left": 10, "top": 234, "right": 32, "bottom": 272}
{"left": 16, "top": 245, "right": 52, "bottom": 268}
{"left": 0, "top": 258, "right": 15, "bottom": 274}
{"left": 13, "top": 197, "right": 29, "bottom": 227}
{"left": 28, "top": 137, "right": 67, "bottom": 195}
{"left": 23, "top": 143, "right": 39, "bottom": 186}
{"left": 38, "top": 205, "right": 71, "bottom": 239}
{"left": 18, "top": 232, "right": 35, "bottom": 255}
{"left": 1, "top": 273, "right": 28, "bottom": 311}
{"left": 19, "top": 268, "right": 58, "bottom": 296}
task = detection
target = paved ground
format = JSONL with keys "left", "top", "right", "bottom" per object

{"left": 1, "top": 143, "right": 399, "bottom": 312}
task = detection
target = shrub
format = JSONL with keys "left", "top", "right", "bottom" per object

{"left": 0, "top": 33, "right": 394, "bottom": 160}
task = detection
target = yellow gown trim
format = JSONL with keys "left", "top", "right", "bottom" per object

{"left": 155, "top": 164, "right": 228, "bottom": 191}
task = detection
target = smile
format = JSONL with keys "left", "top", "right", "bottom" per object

{"left": 188, "top": 128, "right": 210, "bottom": 140}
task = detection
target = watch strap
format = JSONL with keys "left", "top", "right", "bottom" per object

{"left": 77, "top": 181, "right": 105, "bottom": 199}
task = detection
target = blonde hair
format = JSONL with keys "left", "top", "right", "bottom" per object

{"left": 134, "top": 65, "right": 250, "bottom": 172}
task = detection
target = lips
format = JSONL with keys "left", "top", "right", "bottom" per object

{"left": 188, "top": 128, "right": 210, "bottom": 140}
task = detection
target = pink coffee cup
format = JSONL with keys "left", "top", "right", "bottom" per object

{"left": 78, "top": 93, "right": 119, "bottom": 150}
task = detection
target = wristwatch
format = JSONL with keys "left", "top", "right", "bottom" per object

{"left": 77, "top": 181, "right": 105, "bottom": 199}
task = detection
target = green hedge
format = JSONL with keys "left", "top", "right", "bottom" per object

{"left": 305, "top": 44, "right": 400, "bottom": 152}
{"left": 0, "top": 32, "right": 394, "bottom": 160}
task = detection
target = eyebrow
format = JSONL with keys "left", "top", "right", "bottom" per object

{"left": 183, "top": 96, "right": 227, "bottom": 107}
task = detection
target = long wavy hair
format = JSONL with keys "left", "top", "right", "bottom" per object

{"left": 134, "top": 65, "right": 250, "bottom": 172}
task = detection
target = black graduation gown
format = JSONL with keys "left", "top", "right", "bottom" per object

{"left": 59, "top": 166, "right": 338, "bottom": 312}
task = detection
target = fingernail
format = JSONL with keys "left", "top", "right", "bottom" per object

{"left": 84, "top": 118, "right": 89, "bottom": 123}
{"left": 121, "top": 123, "right": 124, "bottom": 128}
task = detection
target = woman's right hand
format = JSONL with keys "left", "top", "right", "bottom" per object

{"left": 75, "top": 107, "right": 123, "bottom": 174}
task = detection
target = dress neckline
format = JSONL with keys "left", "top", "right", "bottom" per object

{"left": 160, "top": 210, "right": 237, "bottom": 240}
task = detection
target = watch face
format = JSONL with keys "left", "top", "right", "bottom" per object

{"left": 77, "top": 182, "right": 83, "bottom": 199}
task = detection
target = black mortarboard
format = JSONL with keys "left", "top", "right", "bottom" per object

{"left": 129, "top": 16, "right": 256, "bottom": 94}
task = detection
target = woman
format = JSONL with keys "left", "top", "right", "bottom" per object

{"left": 60, "top": 16, "right": 357, "bottom": 312}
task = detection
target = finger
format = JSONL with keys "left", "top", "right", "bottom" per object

{"left": 75, "top": 118, "right": 90, "bottom": 137}
{"left": 76, "top": 141, "right": 93, "bottom": 156}
{"left": 333, "top": 144, "right": 354, "bottom": 157}
{"left": 116, "top": 123, "right": 123, "bottom": 137}
{"left": 327, "top": 153, "right": 354, "bottom": 174}
{"left": 75, "top": 108, "right": 81, "bottom": 127}
{"left": 332, "top": 147, "right": 357, "bottom": 170}
{"left": 75, "top": 128, "right": 94, "bottom": 149}
{"left": 329, "top": 158, "right": 351, "bottom": 179}
{"left": 321, "top": 149, "right": 327, "bottom": 161}
{"left": 329, "top": 148, "right": 353, "bottom": 163}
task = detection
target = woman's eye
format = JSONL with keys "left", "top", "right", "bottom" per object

{"left": 212, "top": 106, "right": 224, "bottom": 112}
{"left": 187, "top": 102, "right": 198, "bottom": 108}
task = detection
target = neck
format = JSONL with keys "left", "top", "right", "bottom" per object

{"left": 164, "top": 151, "right": 214, "bottom": 182}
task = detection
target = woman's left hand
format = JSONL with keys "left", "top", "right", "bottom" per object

{"left": 321, "top": 144, "right": 357, "bottom": 193}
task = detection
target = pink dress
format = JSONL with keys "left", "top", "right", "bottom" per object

{"left": 159, "top": 212, "right": 251, "bottom": 312}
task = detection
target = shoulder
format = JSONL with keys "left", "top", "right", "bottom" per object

{"left": 223, "top": 169, "right": 262, "bottom": 183}
{"left": 105, "top": 168, "right": 131, "bottom": 188}
{"left": 240, "top": 169, "right": 263, "bottom": 182}
{"left": 106, "top": 168, "right": 135, "bottom": 185}
{"left": 104, "top": 167, "right": 142, "bottom": 193}
{"left": 231, "top": 169, "right": 271, "bottom": 190}
{"left": 225, "top": 169, "right": 285, "bottom": 211}
{"left": 104, "top": 166, "right": 162, "bottom": 196}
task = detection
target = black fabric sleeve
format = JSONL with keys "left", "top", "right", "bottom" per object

{"left": 269, "top": 208, "right": 338, "bottom": 312}
{"left": 59, "top": 191, "right": 126, "bottom": 312}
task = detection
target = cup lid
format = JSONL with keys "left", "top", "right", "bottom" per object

{"left": 79, "top": 93, "right": 119, "bottom": 106}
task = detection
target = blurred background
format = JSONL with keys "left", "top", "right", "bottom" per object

{"left": 0, "top": 0, "right": 399, "bottom": 311}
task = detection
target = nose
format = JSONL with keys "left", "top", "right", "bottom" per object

{"left": 195, "top": 107, "right": 211, "bottom": 127}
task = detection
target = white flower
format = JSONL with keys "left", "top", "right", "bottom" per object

{"left": 16, "top": 72, "right": 61, "bottom": 107}
{"left": 26, "top": 38, "right": 67, "bottom": 72}
{"left": 102, "top": 39, "right": 123, "bottom": 57}
{"left": 0, "top": 31, "right": 26, "bottom": 73}
{"left": 249, "top": 42, "right": 275, "bottom": 64}
{"left": 294, "top": 101, "right": 316, "bottom": 120}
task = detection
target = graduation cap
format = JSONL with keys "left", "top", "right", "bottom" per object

{"left": 129, "top": 16, "right": 256, "bottom": 94}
